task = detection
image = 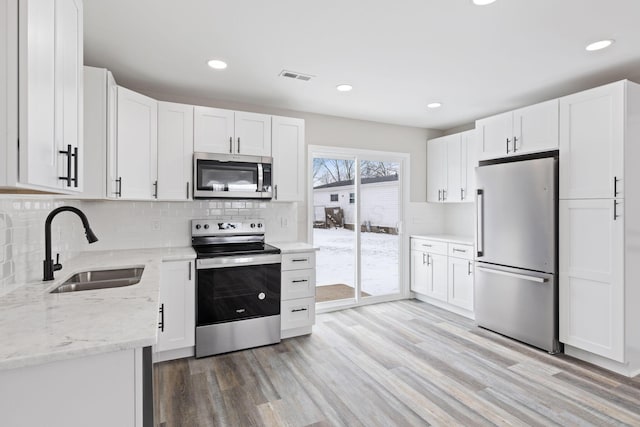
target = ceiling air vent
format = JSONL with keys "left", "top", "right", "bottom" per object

{"left": 279, "top": 70, "right": 314, "bottom": 81}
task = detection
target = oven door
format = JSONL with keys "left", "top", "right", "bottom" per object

{"left": 193, "top": 152, "right": 273, "bottom": 199}
{"left": 196, "top": 254, "right": 281, "bottom": 326}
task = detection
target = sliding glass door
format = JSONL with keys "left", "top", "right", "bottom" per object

{"left": 310, "top": 147, "right": 406, "bottom": 310}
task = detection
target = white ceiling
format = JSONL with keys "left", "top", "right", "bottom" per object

{"left": 83, "top": 0, "right": 640, "bottom": 130}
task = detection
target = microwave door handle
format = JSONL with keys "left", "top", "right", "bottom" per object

{"left": 257, "top": 163, "right": 264, "bottom": 193}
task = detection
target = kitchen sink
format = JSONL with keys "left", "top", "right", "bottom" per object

{"left": 50, "top": 267, "right": 145, "bottom": 294}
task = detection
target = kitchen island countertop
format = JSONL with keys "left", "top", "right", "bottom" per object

{"left": 0, "top": 247, "right": 195, "bottom": 371}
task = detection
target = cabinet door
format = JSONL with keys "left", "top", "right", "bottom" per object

{"left": 460, "top": 129, "right": 477, "bottom": 203}
{"left": 157, "top": 261, "right": 195, "bottom": 353}
{"left": 157, "top": 102, "right": 194, "bottom": 200}
{"left": 559, "top": 199, "right": 624, "bottom": 362}
{"left": 428, "top": 253, "right": 448, "bottom": 302}
{"left": 426, "top": 137, "right": 447, "bottom": 202}
{"left": 54, "top": 0, "right": 83, "bottom": 192}
{"left": 193, "top": 106, "right": 234, "bottom": 154}
{"left": 235, "top": 111, "right": 271, "bottom": 156}
{"left": 106, "top": 71, "right": 118, "bottom": 197}
{"left": 116, "top": 86, "right": 158, "bottom": 199}
{"left": 476, "top": 111, "right": 512, "bottom": 161}
{"left": 410, "top": 250, "right": 429, "bottom": 294}
{"left": 445, "top": 134, "right": 462, "bottom": 202}
{"left": 448, "top": 257, "right": 474, "bottom": 311}
{"left": 18, "top": 0, "right": 58, "bottom": 189}
{"left": 272, "top": 116, "right": 304, "bottom": 201}
{"left": 513, "top": 98, "right": 558, "bottom": 156}
{"left": 559, "top": 82, "right": 624, "bottom": 199}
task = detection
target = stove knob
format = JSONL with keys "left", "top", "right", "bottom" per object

{"left": 250, "top": 223, "right": 256, "bottom": 228}
{"left": 218, "top": 223, "right": 224, "bottom": 229}
{"left": 195, "top": 224, "right": 201, "bottom": 230}
{"left": 258, "top": 292, "right": 266, "bottom": 300}
{"left": 204, "top": 224, "right": 210, "bottom": 230}
{"left": 257, "top": 223, "right": 263, "bottom": 228}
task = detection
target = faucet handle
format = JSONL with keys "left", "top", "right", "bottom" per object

{"left": 54, "top": 253, "right": 62, "bottom": 272}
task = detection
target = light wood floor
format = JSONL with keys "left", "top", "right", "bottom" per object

{"left": 154, "top": 300, "right": 640, "bottom": 426}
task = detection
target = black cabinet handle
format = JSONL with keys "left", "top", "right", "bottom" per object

{"left": 292, "top": 279, "right": 308, "bottom": 283}
{"left": 58, "top": 144, "right": 72, "bottom": 186}
{"left": 468, "top": 261, "right": 472, "bottom": 276}
{"left": 292, "top": 258, "right": 308, "bottom": 262}
{"left": 115, "top": 177, "right": 122, "bottom": 197}
{"left": 158, "top": 303, "right": 164, "bottom": 332}
{"left": 513, "top": 136, "right": 518, "bottom": 152}
{"left": 237, "top": 137, "right": 240, "bottom": 153}
{"left": 188, "top": 262, "right": 192, "bottom": 281}
{"left": 291, "top": 307, "right": 308, "bottom": 313}
{"left": 72, "top": 146, "right": 79, "bottom": 187}
{"left": 614, "top": 200, "right": 620, "bottom": 220}
{"left": 186, "top": 182, "right": 190, "bottom": 199}
{"left": 153, "top": 180, "right": 158, "bottom": 199}
{"left": 614, "top": 176, "right": 619, "bottom": 197}
{"left": 506, "top": 138, "right": 511, "bottom": 153}
{"left": 229, "top": 137, "right": 232, "bottom": 153}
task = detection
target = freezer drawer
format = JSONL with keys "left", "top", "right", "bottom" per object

{"left": 475, "top": 262, "right": 560, "bottom": 353}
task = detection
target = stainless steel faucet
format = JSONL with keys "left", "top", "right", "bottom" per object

{"left": 43, "top": 206, "right": 99, "bottom": 281}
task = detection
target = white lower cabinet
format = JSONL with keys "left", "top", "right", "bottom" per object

{"left": 411, "top": 237, "right": 475, "bottom": 318}
{"left": 155, "top": 260, "right": 195, "bottom": 361}
{"left": 281, "top": 251, "right": 316, "bottom": 339}
{"left": 0, "top": 347, "right": 149, "bottom": 427}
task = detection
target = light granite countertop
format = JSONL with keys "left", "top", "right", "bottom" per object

{"left": 270, "top": 241, "right": 319, "bottom": 254}
{"left": 0, "top": 247, "right": 195, "bottom": 371}
{"left": 410, "top": 234, "right": 474, "bottom": 246}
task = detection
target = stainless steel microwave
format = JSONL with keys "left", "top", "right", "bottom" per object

{"left": 193, "top": 152, "right": 273, "bottom": 199}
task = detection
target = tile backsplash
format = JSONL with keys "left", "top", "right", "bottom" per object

{"left": 0, "top": 198, "right": 82, "bottom": 294}
{"left": 0, "top": 196, "right": 299, "bottom": 295}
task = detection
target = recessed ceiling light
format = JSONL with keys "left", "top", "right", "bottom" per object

{"left": 585, "top": 39, "right": 614, "bottom": 52}
{"left": 473, "top": 0, "right": 496, "bottom": 5}
{"left": 336, "top": 84, "right": 353, "bottom": 92}
{"left": 207, "top": 59, "right": 228, "bottom": 70}
{"left": 427, "top": 102, "right": 442, "bottom": 109}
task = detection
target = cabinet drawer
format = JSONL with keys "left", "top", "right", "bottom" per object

{"left": 282, "top": 269, "right": 316, "bottom": 300}
{"left": 410, "top": 239, "right": 447, "bottom": 255}
{"left": 281, "top": 297, "right": 316, "bottom": 330}
{"left": 282, "top": 252, "right": 315, "bottom": 271}
{"left": 449, "top": 243, "right": 474, "bottom": 260}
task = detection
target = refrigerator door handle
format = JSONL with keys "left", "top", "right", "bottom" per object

{"left": 476, "top": 266, "right": 548, "bottom": 283}
{"left": 476, "top": 189, "right": 484, "bottom": 257}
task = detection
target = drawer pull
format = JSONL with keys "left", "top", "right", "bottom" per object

{"left": 236, "top": 308, "right": 246, "bottom": 313}
{"left": 453, "top": 248, "right": 467, "bottom": 253}
{"left": 421, "top": 244, "right": 432, "bottom": 247}
{"left": 291, "top": 308, "right": 308, "bottom": 313}
{"left": 292, "top": 258, "right": 308, "bottom": 262}
{"left": 292, "top": 279, "right": 309, "bottom": 283}
{"left": 158, "top": 304, "right": 164, "bottom": 332}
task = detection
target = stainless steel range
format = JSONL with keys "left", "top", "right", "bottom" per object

{"left": 192, "top": 219, "right": 281, "bottom": 358}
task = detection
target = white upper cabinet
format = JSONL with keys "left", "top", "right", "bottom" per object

{"left": 559, "top": 81, "right": 624, "bottom": 200}
{"left": 235, "top": 111, "right": 271, "bottom": 156}
{"left": 193, "top": 106, "right": 234, "bottom": 154}
{"left": 3, "top": 0, "right": 83, "bottom": 192}
{"left": 427, "top": 136, "right": 448, "bottom": 202}
{"left": 193, "top": 107, "right": 271, "bottom": 156}
{"left": 427, "top": 131, "right": 476, "bottom": 203}
{"left": 477, "top": 99, "right": 558, "bottom": 161}
{"left": 272, "top": 116, "right": 305, "bottom": 201}
{"left": 115, "top": 86, "right": 158, "bottom": 200}
{"left": 460, "top": 129, "right": 478, "bottom": 202}
{"left": 157, "top": 102, "right": 194, "bottom": 201}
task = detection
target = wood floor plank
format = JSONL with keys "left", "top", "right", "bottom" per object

{"left": 155, "top": 300, "right": 640, "bottom": 427}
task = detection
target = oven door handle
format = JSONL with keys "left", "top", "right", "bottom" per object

{"left": 196, "top": 254, "right": 282, "bottom": 269}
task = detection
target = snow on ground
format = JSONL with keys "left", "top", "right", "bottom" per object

{"left": 313, "top": 227, "right": 399, "bottom": 296}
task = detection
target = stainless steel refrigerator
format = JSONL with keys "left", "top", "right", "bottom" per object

{"left": 475, "top": 152, "right": 561, "bottom": 354}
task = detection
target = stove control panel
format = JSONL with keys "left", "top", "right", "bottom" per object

{"left": 191, "top": 219, "right": 265, "bottom": 236}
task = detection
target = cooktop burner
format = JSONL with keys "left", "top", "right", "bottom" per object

{"left": 193, "top": 242, "right": 281, "bottom": 258}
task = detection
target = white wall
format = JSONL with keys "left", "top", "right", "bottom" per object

{"left": 442, "top": 203, "right": 475, "bottom": 237}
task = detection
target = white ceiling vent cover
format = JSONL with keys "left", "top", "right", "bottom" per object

{"left": 279, "top": 70, "right": 314, "bottom": 81}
